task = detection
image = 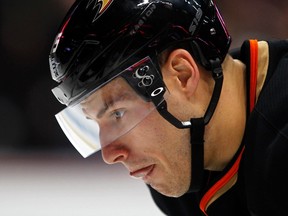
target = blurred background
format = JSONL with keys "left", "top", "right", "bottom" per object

{"left": 0, "top": 0, "right": 287, "bottom": 215}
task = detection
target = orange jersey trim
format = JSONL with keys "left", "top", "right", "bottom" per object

{"left": 199, "top": 147, "right": 245, "bottom": 215}
{"left": 199, "top": 39, "right": 259, "bottom": 215}
{"left": 249, "top": 39, "right": 258, "bottom": 112}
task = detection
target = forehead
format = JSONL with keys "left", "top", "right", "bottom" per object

{"left": 81, "top": 77, "right": 138, "bottom": 109}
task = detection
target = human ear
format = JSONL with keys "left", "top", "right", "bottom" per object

{"left": 162, "top": 49, "right": 200, "bottom": 98}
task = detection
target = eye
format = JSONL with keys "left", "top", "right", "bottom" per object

{"left": 111, "top": 109, "right": 125, "bottom": 120}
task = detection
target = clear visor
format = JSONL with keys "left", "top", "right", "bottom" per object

{"left": 55, "top": 57, "right": 166, "bottom": 158}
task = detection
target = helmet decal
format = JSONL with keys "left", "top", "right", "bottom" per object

{"left": 133, "top": 65, "right": 155, "bottom": 87}
{"left": 86, "top": 0, "right": 114, "bottom": 23}
{"left": 189, "top": 6, "right": 203, "bottom": 35}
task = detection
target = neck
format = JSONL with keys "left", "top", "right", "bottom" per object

{"left": 204, "top": 55, "right": 247, "bottom": 171}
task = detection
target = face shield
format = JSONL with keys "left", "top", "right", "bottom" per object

{"left": 54, "top": 57, "right": 167, "bottom": 158}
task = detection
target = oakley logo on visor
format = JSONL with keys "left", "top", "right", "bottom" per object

{"left": 86, "top": 0, "right": 114, "bottom": 23}
{"left": 151, "top": 87, "right": 164, "bottom": 97}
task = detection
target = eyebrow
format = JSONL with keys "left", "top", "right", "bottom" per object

{"left": 96, "top": 92, "right": 135, "bottom": 119}
{"left": 96, "top": 103, "right": 109, "bottom": 119}
{"left": 81, "top": 99, "right": 109, "bottom": 120}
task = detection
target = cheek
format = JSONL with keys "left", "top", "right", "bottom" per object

{"left": 126, "top": 111, "right": 166, "bottom": 153}
{"left": 139, "top": 109, "right": 190, "bottom": 153}
{"left": 130, "top": 110, "right": 192, "bottom": 195}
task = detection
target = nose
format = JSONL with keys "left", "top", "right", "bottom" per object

{"left": 98, "top": 122, "right": 130, "bottom": 164}
{"left": 101, "top": 141, "right": 129, "bottom": 164}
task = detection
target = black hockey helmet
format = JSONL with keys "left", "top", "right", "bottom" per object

{"left": 49, "top": 0, "right": 231, "bottom": 158}
{"left": 50, "top": 0, "right": 231, "bottom": 106}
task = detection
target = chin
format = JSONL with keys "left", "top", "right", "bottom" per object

{"left": 151, "top": 183, "right": 188, "bottom": 198}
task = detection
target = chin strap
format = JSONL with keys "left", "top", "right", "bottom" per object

{"left": 188, "top": 59, "right": 223, "bottom": 192}
{"left": 188, "top": 117, "right": 205, "bottom": 192}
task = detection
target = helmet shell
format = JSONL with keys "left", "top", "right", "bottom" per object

{"left": 49, "top": 0, "right": 231, "bottom": 106}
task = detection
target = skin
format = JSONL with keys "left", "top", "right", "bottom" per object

{"left": 81, "top": 49, "right": 247, "bottom": 197}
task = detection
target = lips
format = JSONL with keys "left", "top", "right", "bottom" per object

{"left": 129, "top": 165, "right": 154, "bottom": 179}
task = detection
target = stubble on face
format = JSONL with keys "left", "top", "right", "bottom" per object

{"left": 129, "top": 110, "right": 192, "bottom": 197}
{"left": 93, "top": 79, "right": 192, "bottom": 197}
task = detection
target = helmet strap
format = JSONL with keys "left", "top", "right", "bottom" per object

{"left": 187, "top": 59, "right": 223, "bottom": 192}
{"left": 203, "top": 58, "right": 224, "bottom": 125}
{"left": 188, "top": 117, "right": 205, "bottom": 192}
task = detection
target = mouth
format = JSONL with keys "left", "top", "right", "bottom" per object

{"left": 129, "top": 165, "right": 155, "bottom": 180}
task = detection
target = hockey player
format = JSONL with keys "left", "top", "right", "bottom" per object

{"left": 49, "top": 0, "right": 288, "bottom": 215}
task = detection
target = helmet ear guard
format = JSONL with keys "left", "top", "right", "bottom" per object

{"left": 188, "top": 1, "right": 231, "bottom": 70}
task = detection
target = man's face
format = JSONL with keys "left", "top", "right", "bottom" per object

{"left": 81, "top": 77, "right": 191, "bottom": 197}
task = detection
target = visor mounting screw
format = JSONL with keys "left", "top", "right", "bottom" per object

{"left": 210, "top": 28, "right": 216, "bottom": 35}
{"left": 138, "top": 65, "right": 149, "bottom": 76}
